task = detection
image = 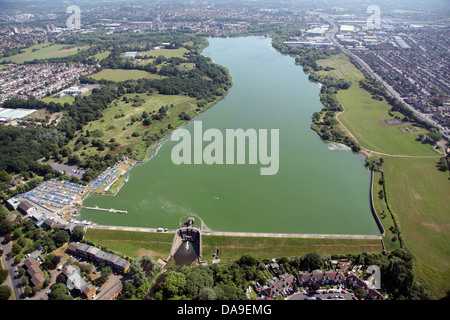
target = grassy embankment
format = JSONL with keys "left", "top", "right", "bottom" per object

{"left": 316, "top": 54, "right": 449, "bottom": 299}
{"left": 84, "top": 228, "right": 383, "bottom": 263}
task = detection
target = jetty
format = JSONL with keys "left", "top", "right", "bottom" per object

{"left": 80, "top": 206, "right": 128, "bottom": 214}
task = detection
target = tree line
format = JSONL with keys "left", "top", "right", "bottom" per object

{"left": 0, "top": 32, "right": 232, "bottom": 190}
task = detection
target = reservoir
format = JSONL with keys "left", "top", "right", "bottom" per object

{"left": 80, "top": 37, "right": 380, "bottom": 235}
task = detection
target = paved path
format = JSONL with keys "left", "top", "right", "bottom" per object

{"left": 1, "top": 235, "right": 24, "bottom": 300}
{"left": 90, "top": 225, "right": 382, "bottom": 240}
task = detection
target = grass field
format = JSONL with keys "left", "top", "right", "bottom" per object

{"left": 383, "top": 156, "right": 450, "bottom": 299}
{"left": 6, "top": 41, "right": 90, "bottom": 64}
{"left": 89, "top": 68, "right": 161, "bottom": 81}
{"left": 67, "top": 92, "right": 197, "bottom": 161}
{"left": 316, "top": 53, "right": 450, "bottom": 299}
{"left": 140, "top": 47, "right": 188, "bottom": 59}
{"left": 318, "top": 54, "right": 437, "bottom": 156}
{"left": 84, "top": 228, "right": 383, "bottom": 263}
{"left": 40, "top": 95, "right": 76, "bottom": 104}
{"left": 93, "top": 50, "right": 111, "bottom": 62}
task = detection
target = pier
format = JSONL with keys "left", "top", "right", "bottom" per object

{"left": 80, "top": 206, "right": 128, "bottom": 214}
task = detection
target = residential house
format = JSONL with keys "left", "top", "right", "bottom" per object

{"left": 262, "top": 274, "right": 295, "bottom": 298}
{"left": 23, "top": 256, "right": 45, "bottom": 287}
{"left": 67, "top": 242, "right": 130, "bottom": 273}
{"left": 297, "top": 270, "right": 346, "bottom": 289}
{"left": 346, "top": 273, "right": 386, "bottom": 300}
{"left": 62, "top": 265, "right": 96, "bottom": 298}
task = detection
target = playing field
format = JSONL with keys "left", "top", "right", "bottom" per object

{"left": 140, "top": 47, "right": 188, "bottom": 59}
{"left": 6, "top": 42, "right": 89, "bottom": 64}
{"left": 89, "top": 68, "right": 160, "bottom": 81}
{"left": 316, "top": 54, "right": 449, "bottom": 299}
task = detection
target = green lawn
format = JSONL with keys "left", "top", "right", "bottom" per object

{"left": 84, "top": 228, "right": 383, "bottom": 263}
{"left": 89, "top": 68, "right": 160, "bottom": 81}
{"left": 84, "top": 229, "right": 173, "bottom": 261}
{"left": 202, "top": 236, "right": 383, "bottom": 263}
{"left": 40, "top": 95, "right": 76, "bottom": 104}
{"left": 93, "top": 50, "right": 111, "bottom": 62}
{"left": 318, "top": 54, "right": 438, "bottom": 157}
{"left": 140, "top": 47, "right": 188, "bottom": 59}
{"left": 6, "top": 41, "right": 89, "bottom": 64}
{"left": 316, "top": 53, "right": 450, "bottom": 299}
{"left": 68, "top": 93, "right": 197, "bottom": 161}
{"left": 383, "top": 156, "right": 450, "bottom": 299}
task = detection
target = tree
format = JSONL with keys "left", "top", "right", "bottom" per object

{"left": 49, "top": 283, "right": 73, "bottom": 300}
{"left": 199, "top": 287, "right": 217, "bottom": 300}
{"left": 51, "top": 230, "right": 69, "bottom": 247}
{"left": 354, "top": 288, "right": 366, "bottom": 300}
{"left": 237, "top": 255, "right": 259, "bottom": 268}
{"left": 70, "top": 228, "right": 85, "bottom": 242}
{"left": 185, "top": 267, "right": 214, "bottom": 299}
{"left": 300, "top": 252, "right": 323, "bottom": 271}
{"left": 129, "top": 259, "right": 147, "bottom": 287}
{"left": 121, "top": 281, "right": 137, "bottom": 300}
{"left": 162, "top": 271, "right": 186, "bottom": 297}
{"left": 139, "top": 255, "right": 159, "bottom": 280}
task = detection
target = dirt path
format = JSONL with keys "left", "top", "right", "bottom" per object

{"left": 335, "top": 99, "right": 442, "bottom": 159}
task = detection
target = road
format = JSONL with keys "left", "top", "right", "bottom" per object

{"left": 287, "top": 290, "right": 354, "bottom": 301}
{"left": 1, "top": 235, "right": 24, "bottom": 300}
{"left": 320, "top": 14, "right": 449, "bottom": 140}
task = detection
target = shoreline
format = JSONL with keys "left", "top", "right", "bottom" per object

{"left": 79, "top": 36, "right": 381, "bottom": 239}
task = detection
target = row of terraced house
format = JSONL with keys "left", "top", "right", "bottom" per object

{"left": 262, "top": 270, "right": 386, "bottom": 300}
{"left": 66, "top": 242, "right": 130, "bottom": 274}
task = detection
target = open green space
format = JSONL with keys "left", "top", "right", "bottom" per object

{"left": 383, "top": 156, "right": 450, "bottom": 299}
{"left": 5, "top": 41, "right": 90, "bottom": 64}
{"left": 89, "top": 68, "right": 161, "bottom": 81}
{"left": 140, "top": 47, "right": 188, "bottom": 59}
{"left": 84, "top": 228, "right": 383, "bottom": 263}
{"left": 68, "top": 92, "right": 197, "bottom": 161}
{"left": 317, "top": 54, "right": 437, "bottom": 156}
{"left": 40, "top": 95, "right": 76, "bottom": 104}
{"left": 92, "top": 50, "right": 111, "bottom": 62}
{"left": 84, "top": 229, "right": 174, "bottom": 261}
{"left": 316, "top": 53, "right": 449, "bottom": 299}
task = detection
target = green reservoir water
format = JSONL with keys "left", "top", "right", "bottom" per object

{"left": 80, "top": 37, "right": 380, "bottom": 235}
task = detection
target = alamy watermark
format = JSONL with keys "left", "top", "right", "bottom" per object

{"left": 366, "top": 5, "right": 381, "bottom": 30}
{"left": 367, "top": 265, "right": 381, "bottom": 290}
{"left": 170, "top": 121, "right": 279, "bottom": 175}
{"left": 66, "top": 5, "right": 81, "bottom": 30}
